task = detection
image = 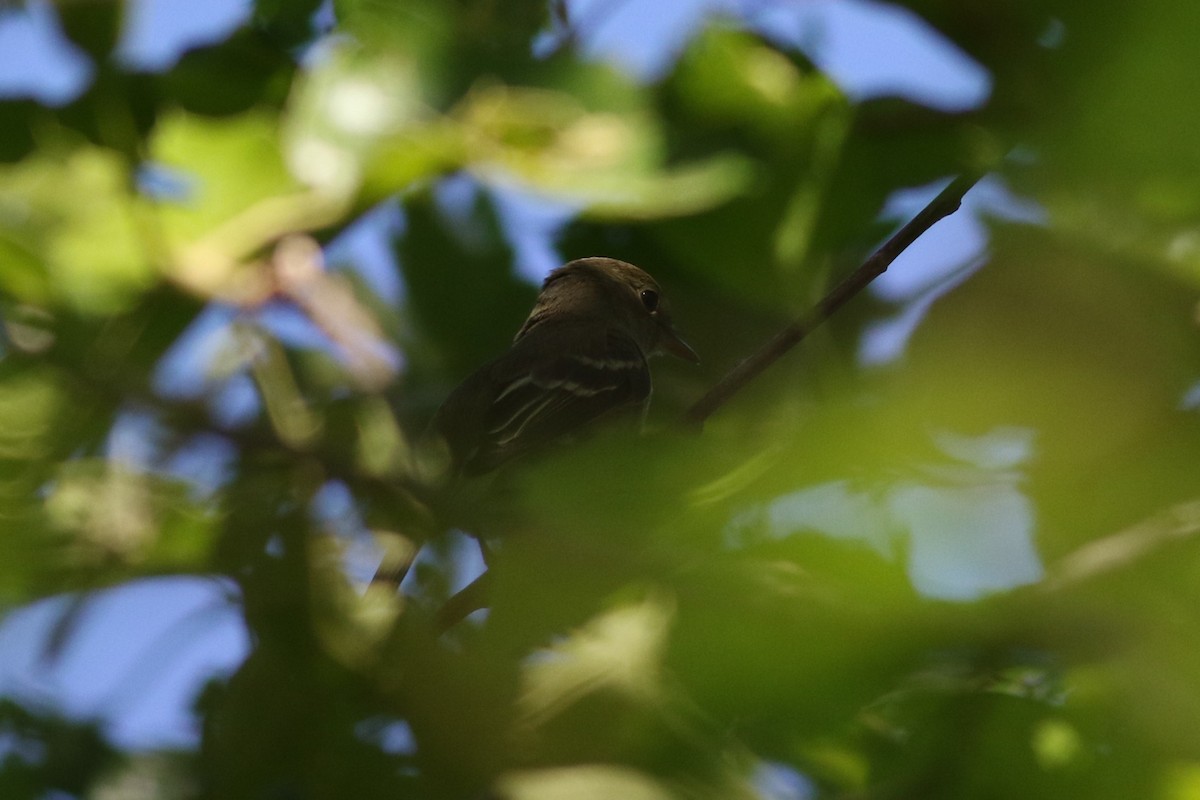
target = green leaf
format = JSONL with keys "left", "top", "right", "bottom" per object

{"left": 0, "top": 144, "right": 151, "bottom": 312}
{"left": 496, "top": 766, "right": 674, "bottom": 800}
{"left": 150, "top": 109, "right": 301, "bottom": 245}
{"left": 284, "top": 43, "right": 442, "bottom": 201}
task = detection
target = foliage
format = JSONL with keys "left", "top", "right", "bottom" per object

{"left": 1, "top": 0, "right": 1199, "bottom": 798}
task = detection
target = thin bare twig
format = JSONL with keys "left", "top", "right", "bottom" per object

{"left": 435, "top": 572, "right": 491, "bottom": 632}
{"left": 684, "top": 172, "right": 985, "bottom": 426}
{"left": 1043, "top": 499, "right": 1200, "bottom": 592}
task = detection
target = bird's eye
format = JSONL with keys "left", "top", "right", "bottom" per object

{"left": 640, "top": 289, "right": 659, "bottom": 313}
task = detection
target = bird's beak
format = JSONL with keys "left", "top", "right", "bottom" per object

{"left": 661, "top": 327, "right": 700, "bottom": 363}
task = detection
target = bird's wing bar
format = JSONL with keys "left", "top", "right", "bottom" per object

{"left": 469, "top": 330, "right": 650, "bottom": 472}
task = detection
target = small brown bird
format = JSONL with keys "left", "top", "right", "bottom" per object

{"left": 432, "top": 257, "right": 698, "bottom": 476}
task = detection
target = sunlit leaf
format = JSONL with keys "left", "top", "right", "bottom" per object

{"left": 284, "top": 43, "right": 433, "bottom": 199}
{"left": 0, "top": 145, "right": 151, "bottom": 312}
{"left": 496, "top": 765, "right": 674, "bottom": 800}
{"left": 150, "top": 109, "right": 303, "bottom": 245}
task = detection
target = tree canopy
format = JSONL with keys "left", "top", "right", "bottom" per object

{"left": 1, "top": 1, "right": 1199, "bottom": 798}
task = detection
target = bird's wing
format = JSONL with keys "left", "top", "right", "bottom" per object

{"left": 462, "top": 327, "right": 650, "bottom": 474}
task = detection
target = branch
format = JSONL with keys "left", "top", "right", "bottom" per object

{"left": 1043, "top": 499, "right": 1200, "bottom": 592}
{"left": 435, "top": 571, "right": 491, "bottom": 632}
{"left": 684, "top": 172, "right": 985, "bottom": 427}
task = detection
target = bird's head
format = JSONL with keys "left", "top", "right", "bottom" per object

{"left": 523, "top": 257, "right": 699, "bottom": 363}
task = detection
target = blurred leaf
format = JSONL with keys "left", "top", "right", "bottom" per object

{"left": 56, "top": 68, "right": 158, "bottom": 157}
{"left": 252, "top": 0, "right": 324, "bottom": 49}
{"left": 158, "top": 28, "right": 295, "bottom": 116}
{"left": 361, "top": 120, "right": 467, "bottom": 202}
{"left": 151, "top": 109, "right": 300, "bottom": 243}
{"left": 332, "top": 0, "right": 456, "bottom": 99}
{"left": 0, "top": 366, "right": 73, "bottom": 600}
{"left": 43, "top": 459, "right": 216, "bottom": 575}
{"left": 453, "top": 81, "right": 752, "bottom": 219}
{"left": 0, "top": 99, "right": 38, "bottom": 162}
{"left": 148, "top": 110, "right": 350, "bottom": 301}
{"left": 285, "top": 42, "right": 440, "bottom": 201}
{"left": 397, "top": 189, "right": 533, "bottom": 377}
{"left": 0, "top": 143, "right": 150, "bottom": 312}
{"left": 496, "top": 765, "right": 674, "bottom": 800}
{"left": 309, "top": 533, "right": 404, "bottom": 670}
{"left": 90, "top": 752, "right": 197, "bottom": 800}
{"left": 334, "top": 0, "right": 548, "bottom": 93}
{"left": 248, "top": 331, "right": 321, "bottom": 448}
{"left": 671, "top": 27, "right": 845, "bottom": 151}
{"left": 0, "top": 367, "right": 63, "bottom": 461}
{"left": 0, "top": 698, "right": 122, "bottom": 797}
{"left": 1164, "top": 763, "right": 1200, "bottom": 800}
{"left": 571, "top": 152, "right": 755, "bottom": 220}
{"left": 651, "top": 28, "right": 855, "bottom": 307}
{"left": 54, "top": 0, "right": 121, "bottom": 61}
{"left": 892, "top": 225, "right": 1200, "bottom": 551}
{"left": 519, "top": 596, "right": 673, "bottom": 726}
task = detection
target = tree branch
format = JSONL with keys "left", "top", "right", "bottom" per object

{"left": 684, "top": 172, "right": 985, "bottom": 427}
{"left": 435, "top": 571, "right": 491, "bottom": 632}
{"left": 1043, "top": 499, "right": 1200, "bottom": 592}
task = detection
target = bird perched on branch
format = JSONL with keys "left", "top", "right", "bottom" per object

{"left": 431, "top": 256, "right": 699, "bottom": 477}
{"left": 373, "top": 257, "right": 696, "bottom": 596}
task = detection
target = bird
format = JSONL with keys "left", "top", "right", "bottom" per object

{"left": 430, "top": 256, "right": 698, "bottom": 478}
{"left": 371, "top": 257, "right": 697, "bottom": 600}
